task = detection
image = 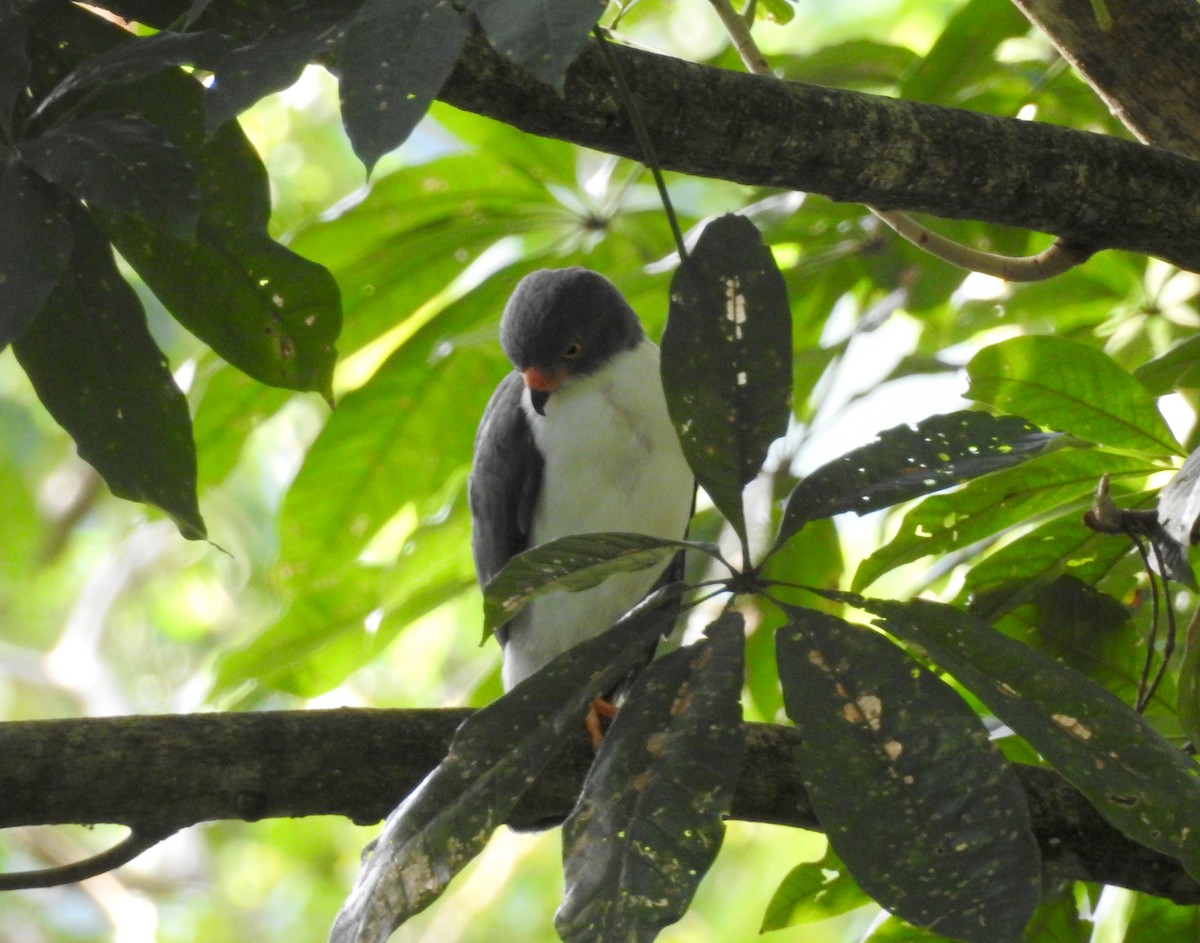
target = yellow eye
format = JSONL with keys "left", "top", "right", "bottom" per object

{"left": 562, "top": 342, "right": 583, "bottom": 359}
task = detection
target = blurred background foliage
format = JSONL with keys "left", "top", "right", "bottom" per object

{"left": 2, "top": 0, "right": 1199, "bottom": 940}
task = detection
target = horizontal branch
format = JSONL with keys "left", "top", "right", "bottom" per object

{"left": 2, "top": 709, "right": 1198, "bottom": 904}
{"left": 438, "top": 32, "right": 1200, "bottom": 272}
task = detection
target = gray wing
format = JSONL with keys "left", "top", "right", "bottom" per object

{"left": 468, "top": 372, "right": 543, "bottom": 641}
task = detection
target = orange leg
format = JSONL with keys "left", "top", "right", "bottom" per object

{"left": 585, "top": 697, "right": 620, "bottom": 749}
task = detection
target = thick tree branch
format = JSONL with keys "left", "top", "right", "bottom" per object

{"left": 2, "top": 709, "right": 1198, "bottom": 904}
{"left": 1012, "top": 0, "right": 1200, "bottom": 158}
{"left": 436, "top": 33, "right": 1200, "bottom": 272}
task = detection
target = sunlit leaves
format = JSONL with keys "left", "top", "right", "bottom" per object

{"left": 661, "top": 214, "right": 791, "bottom": 539}
{"left": 761, "top": 845, "right": 872, "bottom": 931}
{"left": 776, "top": 604, "right": 1039, "bottom": 942}
{"left": 557, "top": 615, "right": 746, "bottom": 943}
{"left": 966, "top": 335, "right": 1181, "bottom": 456}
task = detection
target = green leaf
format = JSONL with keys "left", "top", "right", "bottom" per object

{"left": 1179, "top": 631, "right": 1200, "bottom": 750}
{"left": 556, "top": 614, "right": 746, "bottom": 943}
{"left": 776, "top": 604, "right": 1039, "bottom": 943}
{"left": 467, "top": 0, "right": 605, "bottom": 90}
{"left": 761, "top": 845, "right": 872, "bottom": 931}
{"left": 899, "top": 0, "right": 1029, "bottom": 105}
{"left": 754, "top": 0, "right": 795, "bottom": 24}
{"left": 778, "top": 411, "right": 1057, "bottom": 547}
{"left": 0, "top": 3, "right": 29, "bottom": 138}
{"left": 329, "top": 599, "right": 679, "bottom": 943}
{"left": 20, "top": 113, "right": 199, "bottom": 239}
{"left": 340, "top": 0, "right": 468, "bottom": 172}
{"left": 781, "top": 40, "right": 919, "bottom": 90}
{"left": 853, "top": 449, "right": 1157, "bottom": 591}
{"left": 1135, "top": 331, "right": 1200, "bottom": 395}
{"left": 11, "top": 209, "right": 203, "bottom": 539}
{"left": 0, "top": 155, "right": 72, "bottom": 348}
{"left": 847, "top": 595, "right": 1200, "bottom": 878}
{"left": 482, "top": 533, "right": 720, "bottom": 638}
{"left": 205, "top": 3, "right": 355, "bottom": 130}
{"left": 30, "top": 28, "right": 229, "bottom": 120}
{"left": 661, "top": 213, "right": 792, "bottom": 539}
{"left": 966, "top": 335, "right": 1181, "bottom": 456}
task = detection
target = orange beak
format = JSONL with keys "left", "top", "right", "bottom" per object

{"left": 523, "top": 367, "right": 566, "bottom": 416}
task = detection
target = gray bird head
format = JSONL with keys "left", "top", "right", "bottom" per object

{"left": 500, "top": 268, "right": 644, "bottom": 415}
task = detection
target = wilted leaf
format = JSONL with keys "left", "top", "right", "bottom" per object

{"left": 467, "top": 0, "right": 605, "bottom": 90}
{"left": 661, "top": 213, "right": 792, "bottom": 539}
{"left": 0, "top": 155, "right": 72, "bottom": 348}
{"left": 776, "top": 604, "right": 1039, "bottom": 943}
{"left": 11, "top": 208, "right": 203, "bottom": 538}
{"left": 340, "top": 0, "right": 468, "bottom": 172}
{"left": 483, "top": 532, "right": 721, "bottom": 637}
{"left": 329, "top": 599, "right": 679, "bottom": 943}
{"left": 966, "top": 335, "right": 1180, "bottom": 456}
{"left": 20, "top": 113, "right": 199, "bottom": 239}
{"left": 845, "top": 594, "right": 1200, "bottom": 878}
{"left": 556, "top": 614, "right": 746, "bottom": 943}
{"left": 778, "top": 410, "right": 1057, "bottom": 547}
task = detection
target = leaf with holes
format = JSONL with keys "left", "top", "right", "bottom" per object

{"left": 340, "top": 0, "right": 468, "bottom": 172}
{"left": 556, "top": 613, "right": 746, "bottom": 943}
{"left": 842, "top": 593, "right": 1200, "bottom": 879}
{"left": 482, "top": 532, "right": 721, "bottom": 638}
{"left": 11, "top": 208, "right": 203, "bottom": 538}
{"left": 967, "top": 335, "right": 1180, "bottom": 456}
{"left": 777, "top": 410, "right": 1057, "bottom": 547}
{"left": 775, "top": 603, "right": 1039, "bottom": 943}
{"left": 661, "top": 213, "right": 791, "bottom": 539}
{"left": 329, "top": 600, "right": 679, "bottom": 943}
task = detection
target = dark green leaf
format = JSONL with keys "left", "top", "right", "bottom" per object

{"left": 845, "top": 594, "right": 1200, "bottom": 878}
{"left": 467, "top": 0, "right": 605, "bottom": 90}
{"left": 556, "top": 614, "right": 746, "bottom": 943}
{"left": 482, "top": 533, "right": 721, "bottom": 638}
{"left": 776, "top": 604, "right": 1039, "bottom": 943}
{"left": 761, "top": 845, "right": 872, "bottom": 931}
{"left": 0, "top": 2, "right": 29, "bottom": 138}
{"left": 329, "top": 599, "right": 679, "bottom": 943}
{"left": 899, "top": 0, "right": 1029, "bottom": 104}
{"left": 853, "top": 449, "right": 1157, "bottom": 591}
{"left": 20, "top": 113, "right": 199, "bottom": 239}
{"left": 0, "top": 155, "right": 72, "bottom": 348}
{"left": 966, "top": 335, "right": 1181, "bottom": 456}
{"left": 11, "top": 209, "right": 203, "bottom": 538}
{"left": 205, "top": 1, "right": 356, "bottom": 130}
{"left": 661, "top": 213, "right": 792, "bottom": 539}
{"left": 340, "top": 0, "right": 468, "bottom": 172}
{"left": 1135, "top": 331, "right": 1200, "bottom": 395}
{"left": 30, "top": 28, "right": 229, "bottom": 120}
{"left": 778, "top": 411, "right": 1057, "bottom": 547}
{"left": 1179, "top": 634, "right": 1200, "bottom": 750}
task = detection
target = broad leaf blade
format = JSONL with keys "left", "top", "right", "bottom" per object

{"left": 778, "top": 410, "right": 1057, "bottom": 546}
{"left": 846, "top": 594, "right": 1200, "bottom": 877}
{"left": 0, "top": 156, "right": 72, "bottom": 348}
{"left": 329, "top": 600, "right": 678, "bottom": 943}
{"left": 556, "top": 614, "right": 746, "bottom": 943}
{"left": 761, "top": 845, "right": 872, "bottom": 931}
{"left": 467, "top": 0, "right": 605, "bottom": 90}
{"left": 340, "top": 0, "right": 468, "bottom": 172}
{"left": 661, "top": 213, "right": 791, "bottom": 538}
{"left": 1134, "top": 331, "right": 1200, "bottom": 396}
{"left": 0, "top": 3, "right": 29, "bottom": 138}
{"left": 776, "top": 604, "right": 1039, "bottom": 943}
{"left": 966, "top": 335, "right": 1181, "bottom": 455}
{"left": 853, "top": 449, "right": 1157, "bottom": 591}
{"left": 482, "top": 533, "right": 720, "bottom": 637}
{"left": 11, "top": 209, "right": 203, "bottom": 538}
{"left": 20, "top": 113, "right": 199, "bottom": 239}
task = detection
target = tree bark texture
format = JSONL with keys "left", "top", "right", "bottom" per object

{"left": 2, "top": 709, "right": 1198, "bottom": 904}
{"left": 1011, "top": 0, "right": 1200, "bottom": 158}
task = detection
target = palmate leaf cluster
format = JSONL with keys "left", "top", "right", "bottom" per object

{"left": 5, "top": 0, "right": 1200, "bottom": 941}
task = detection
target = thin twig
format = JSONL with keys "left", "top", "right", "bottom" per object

{"left": 0, "top": 827, "right": 173, "bottom": 890}
{"left": 703, "top": 0, "right": 1091, "bottom": 282}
